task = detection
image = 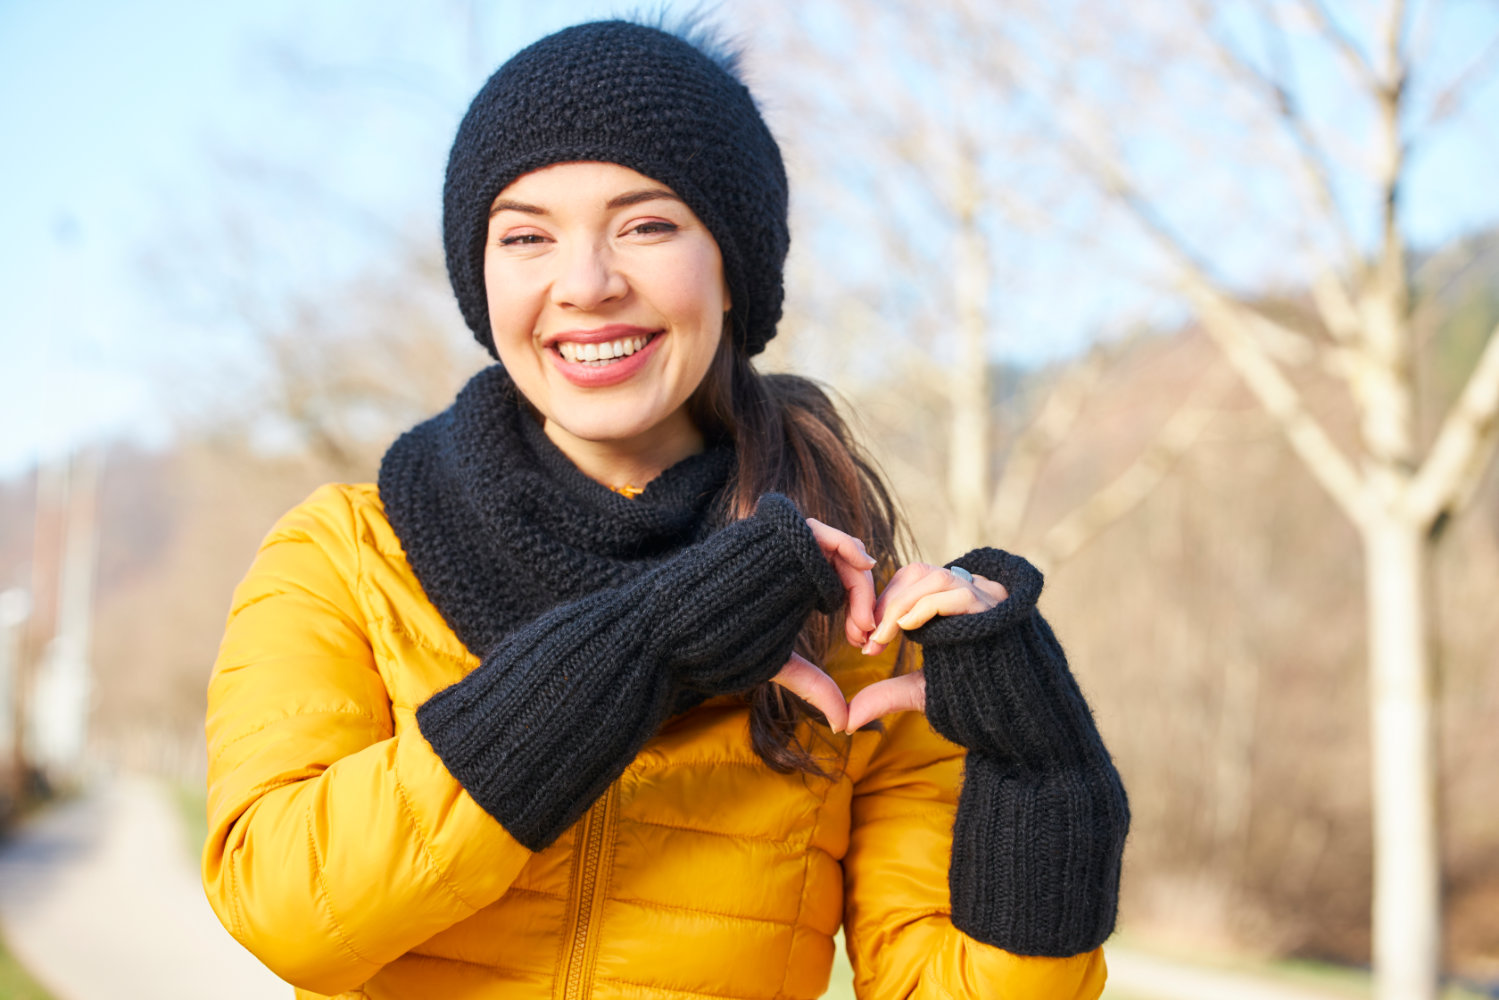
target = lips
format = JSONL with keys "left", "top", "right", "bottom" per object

{"left": 545, "top": 325, "right": 664, "bottom": 388}
{"left": 544, "top": 323, "right": 657, "bottom": 347}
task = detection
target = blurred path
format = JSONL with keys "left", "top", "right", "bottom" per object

{"left": 1105, "top": 945, "right": 1357, "bottom": 1000}
{"left": 0, "top": 773, "right": 286, "bottom": 1000}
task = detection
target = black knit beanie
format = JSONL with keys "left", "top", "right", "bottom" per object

{"left": 443, "top": 19, "right": 789, "bottom": 358}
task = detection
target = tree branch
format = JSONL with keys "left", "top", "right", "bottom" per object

{"left": 1299, "top": 0, "right": 1384, "bottom": 91}
{"left": 1191, "top": 0, "right": 1363, "bottom": 266}
{"left": 1407, "top": 320, "right": 1499, "bottom": 528}
{"left": 1188, "top": 284, "right": 1371, "bottom": 525}
{"left": 988, "top": 340, "right": 1112, "bottom": 544}
{"left": 1080, "top": 147, "right": 1329, "bottom": 372}
{"left": 1415, "top": 30, "right": 1499, "bottom": 135}
{"left": 1034, "top": 360, "right": 1239, "bottom": 570}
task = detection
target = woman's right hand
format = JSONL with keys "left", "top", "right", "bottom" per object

{"left": 767, "top": 518, "right": 878, "bottom": 733}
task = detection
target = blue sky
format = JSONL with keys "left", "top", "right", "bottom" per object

{"left": 2, "top": 0, "right": 1497, "bottom": 479}
{"left": 0, "top": 0, "right": 630, "bottom": 477}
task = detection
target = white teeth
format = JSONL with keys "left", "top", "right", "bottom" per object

{"left": 557, "top": 334, "right": 651, "bottom": 364}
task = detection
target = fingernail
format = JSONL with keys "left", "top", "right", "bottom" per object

{"left": 861, "top": 642, "right": 875, "bottom": 655}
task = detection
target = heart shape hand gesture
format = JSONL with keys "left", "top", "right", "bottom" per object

{"left": 769, "top": 518, "right": 1008, "bottom": 735}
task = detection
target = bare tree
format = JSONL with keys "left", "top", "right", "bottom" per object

{"left": 748, "top": 2, "right": 1213, "bottom": 564}
{"left": 751, "top": 1, "right": 1499, "bottom": 996}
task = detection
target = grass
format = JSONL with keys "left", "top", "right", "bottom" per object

{"left": 1106, "top": 930, "right": 1494, "bottom": 1000}
{"left": 0, "top": 929, "right": 58, "bottom": 1000}
{"left": 824, "top": 929, "right": 857, "bottom": 998}
{"left": 171, "top": 780, "right": 209, "bottom": 869}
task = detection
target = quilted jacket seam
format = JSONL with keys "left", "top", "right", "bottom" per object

{"left": 367, "top": 612, "right": 472, "bottom": 665}
{"left": 211, "top": 709, "right": 385, "bottom": 766}
{"left": 224, "top": 589, "right": 285, "bottom": 623}
{"left": 623, "top": 815, "right": 829, "bottom": 850}
{"left": 231, "top": 559, "right": 368, "bottom": 635}
{"left": 610, "top": 893, "right": 798, "bottom": 927}
{"left": 306, "top": 810, "right": 379, "bottom": 972}
{"left": 602, "top": 973, "right": 778, "bottom": 1000}
{"left": 390, "top": 743, "right": 485, "bottom": 914}
{"left": 501, "top": 884, "right": 567, "bottom": 902}
{"left": 227, "top": 840, "right": 247, "bottom": 937}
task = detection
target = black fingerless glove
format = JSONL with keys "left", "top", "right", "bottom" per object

{"left": 911, "top": 548, "right": 1129, "bottom": 957}
{"left": 416, "top": 493, "right": 842, "bottom": 851}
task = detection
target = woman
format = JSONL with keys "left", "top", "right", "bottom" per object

{"left": 202, "top": 18, "right": 1128, "bottom": 1000}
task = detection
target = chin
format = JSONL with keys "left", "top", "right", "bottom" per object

{"left": 553, "top": 409, "right": 668, "bottom": 447}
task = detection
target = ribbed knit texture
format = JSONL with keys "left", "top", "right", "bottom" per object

{"left": 380, "top": 365, "right": 842, "bottom": 850}
{"left": 443, "top": 20, "right": 789, "bottom": 358}
{"left": 912, "top": 549, "right": 1130, "bottom": 957}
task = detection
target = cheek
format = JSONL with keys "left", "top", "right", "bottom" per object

{"left": 659, "top": 250, "right": 729, "bottom": 325}
{"left": 483, "top": 258, "right": 542, "bottom": 341}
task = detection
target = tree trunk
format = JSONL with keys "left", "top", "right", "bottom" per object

{"left": 1363, "top": 511, "right": 1440, "bottom": 1000}
{"left": 947, "top": 153, "right": 990, "bottom": 556}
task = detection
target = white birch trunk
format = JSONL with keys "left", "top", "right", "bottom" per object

{"left": 947, "top": 159, "right": 991, "bottom": 556}
{"left": 1364, "top": 509, "right": 1441, "bottom": 1000}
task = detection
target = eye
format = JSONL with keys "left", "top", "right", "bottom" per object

{"left": 499, "top": 233, "right": 548, "bottom": 246}
{"left": 627, "top": 220, "right": 678, "bottom": 237}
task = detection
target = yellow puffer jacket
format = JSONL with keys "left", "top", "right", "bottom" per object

{"left": 203, "top": 483, "right": 1108, "bottom": 999}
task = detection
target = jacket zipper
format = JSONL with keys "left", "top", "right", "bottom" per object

{"left": 557, "top": 781, "right": 619, "bottom": 1000}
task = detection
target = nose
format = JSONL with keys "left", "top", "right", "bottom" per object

{"left": 550, "top": 238, "right": 628, "bottom": 311}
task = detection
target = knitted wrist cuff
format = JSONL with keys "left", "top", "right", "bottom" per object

{"left": 914, "top": 551, "right": 1109, "bottom": 772}
{"left": 908, "top": 548, "right": 1043, "bottom": 647}
{"left": 947, "top": 751, "right": 1128, "bottom": 957}
{"left": 750, "top": 493, "right": 845, "bottom": 614}
{"left": 661, "top": 492, "right": 843, "bottom": 694}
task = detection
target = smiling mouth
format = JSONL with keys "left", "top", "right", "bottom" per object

{"left": 554, "top": 333, "right": 659, "bottom": 366}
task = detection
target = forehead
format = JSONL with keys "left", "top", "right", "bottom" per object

{"left": 490, "top": 161, "right": 679, "bottom": 212}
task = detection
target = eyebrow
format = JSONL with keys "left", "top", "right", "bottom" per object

{"left": 489, "top": 188, "right": 682, "bottom": 218}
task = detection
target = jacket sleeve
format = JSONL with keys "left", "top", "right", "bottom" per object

{"left": 203, "top": 485, "right": 531, "bottom": 994}
{"left": 205, "top": 486, "right": 841, "bottom": 994}
{"left": 839, "top": 552, "right": 1125, "bottom": 999}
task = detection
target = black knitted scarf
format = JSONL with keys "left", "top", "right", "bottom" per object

{"left": 378, "top": 364, "right": 736, "bottom": 660}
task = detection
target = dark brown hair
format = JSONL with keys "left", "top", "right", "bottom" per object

{"left": 688, "top": 338, "right": 913, "bottom": 777}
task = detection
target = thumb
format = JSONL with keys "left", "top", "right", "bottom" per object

{"left": 844, "top": 671, "right": 926, "bottom": 734}
{"left": 771, "top": 652, "right": 850, "bottom": 734}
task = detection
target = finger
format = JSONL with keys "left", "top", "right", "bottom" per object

{"left": 805, "top": 518, "right": 877, "bottom": 637}
{"left": 873, "top": 564, "right": 1005, "bottom": 645}
{"left": 895, "top": 587, "right": 987, "bottom": 632}
{"left": 771, "top": 652, "right": 849, "bottom": 733}
{"left": 970, "top": 573, "right": 1009, "bottom": 604}
{"left": 870, "top": 562, "right": 932, "bottom": 629}
{"left": 844, "top": 671, "right": 926, "bottom": 733}
{"left": 833, "top": 560, "right": 877, "bottom": 638}
{"left": 806, "top": 518, "right": 877, "bottom": 569}
{"left": 846, "top": 618, "right": 867, "bottom": 647}
{"left": 870, "top": 565, "right": 957, "bottom": 646}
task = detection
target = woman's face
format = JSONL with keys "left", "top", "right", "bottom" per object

{"left": 483, "top": 161, "right": 729, "bottom": 467}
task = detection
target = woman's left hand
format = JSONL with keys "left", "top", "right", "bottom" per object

{"left": 843, "top": 562, "right": 1008, "bottom": 734}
